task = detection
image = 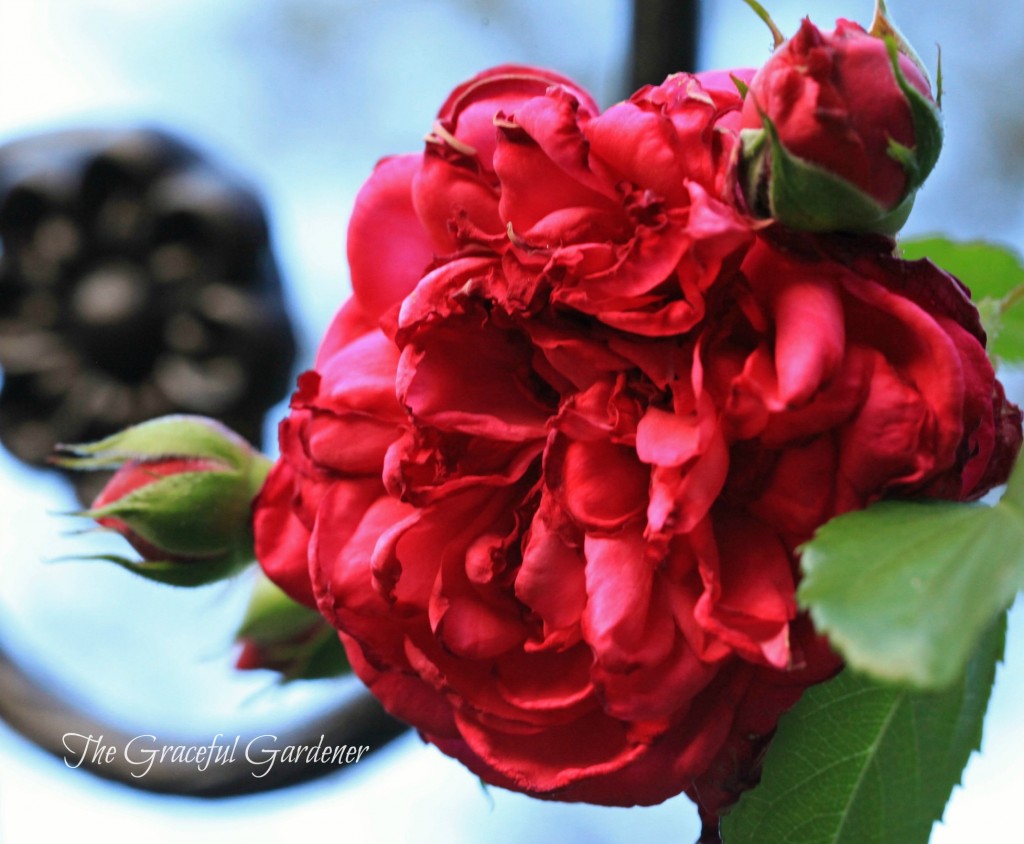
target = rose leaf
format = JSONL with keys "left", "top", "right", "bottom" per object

{"left": 720, "top": 613, "right": 1005, "bottom": 844}
{"left": 795, "top": 489, "right": 1024, "bottom": 689}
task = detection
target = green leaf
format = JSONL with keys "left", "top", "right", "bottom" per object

{"left": 899, "top": 236, "right": 1024, "bottom": 362}
{"left": 721, "top": 614, "right": 1005, "bottom": 844}
{"left": 900, "top": 237, "right": 1024, "bottom": 300}
{"left": 797, "top": 497, "right": 1024, "bottom": 689}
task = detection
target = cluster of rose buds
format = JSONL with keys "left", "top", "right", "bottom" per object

{"left": 66, "top": 5, "right": 1022, "bottom": 837}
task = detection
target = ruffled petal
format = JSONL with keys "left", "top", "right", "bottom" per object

{"left": 347, "top": 154, "right": 435, "bottom": 320}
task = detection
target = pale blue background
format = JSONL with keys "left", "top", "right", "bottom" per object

{"left": 0, "top": 2, "right": 1021, "bottom": 841}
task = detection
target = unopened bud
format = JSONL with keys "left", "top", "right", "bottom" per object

{"left": 738, "top": 12, "right": 942, "bottom": 233}
{"left": 57, "top": 415, "right": 270, "bottom": 586}
{"left": 235, "top": 573, "right": 350, "bottom": 682}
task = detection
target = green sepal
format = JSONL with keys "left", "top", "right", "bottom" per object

{"left": 281, "top": 627, "right": 351, "bottom": 682}
{"left": 57, "top": 552, "right": 247, "bottom": 588}
{"left": 84, "top": 469, "right": 254, "bottom": 559}
{"left": 743, "top": 114, "right": 916, "bottom": 234}
{"left": 242, "top": 624, "right": 350, "bottom": 683}
{"left": 729, "top": 74, "right": 749, "bottom": 99}
{"left": 739, "top": 127, "right": 768, "bottom": 211}
{"left": 738, "top": 0, "right": 784, "bottom": 49}
{"left": 54, "top": 415, "right": 257, "bottom": 472}
{"left": 870, "top": 0, "right": 932, "bottom": 86}
{"left": 885, "top": 36, "right": 943, "bottom": 189}
{"left": 886, "top": 137, "right": 919, "bottom": 184}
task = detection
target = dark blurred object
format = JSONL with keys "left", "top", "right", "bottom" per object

{"left": 0, "top": 128, "right": 296, "bottom": 501}
{"left": 629, "top": 0, "right": 700, "bottom": 92}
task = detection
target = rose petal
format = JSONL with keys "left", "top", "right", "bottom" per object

{"left": 253, "top": 459, "right": 318, "bottom": 608}
{"left": 515, "top": 492, "right": 587, "bottom": 638}
{"left": 347, "top": 154, "right": 435, "bottom": 321}
{"left": 694, "top": 512, "right": 796, "bottom": 669}
{"left": 311, "top": 485, "right": 412, "bottom": 623}
{"left": 436, "top": 64, "right": 599, "bottom": 173}
{"left": 594, "top": 632, "right": 716, "bottom": 722}
{"left": 582, "top": 529, "right": 674, "bottom": 672}
{"left": 495, "top": 644, "right": 595, "bottom": 712}
{"left": 398, "top": 315, "right": 553, "bottom": 440}
{"left": 559, "top": 439, "right": 649, "bottom": 531}
{"left": 451, "top": 707, "right": 647, "bottom": 794}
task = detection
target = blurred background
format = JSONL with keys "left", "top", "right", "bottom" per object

{"left": 0, "top": 1, "right": 1021, "bottom": 841}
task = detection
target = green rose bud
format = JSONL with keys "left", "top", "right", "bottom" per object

{"left": 235, "top": 574, "right": 350, "bottom": 682}
{"left": 57, "top": 415, "right": 270, "bottom": 586}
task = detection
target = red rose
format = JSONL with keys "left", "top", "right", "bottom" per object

{"left": 252, "top": 62, "right": 1021, "bottom": 827}
{"left": 739, "top": 18, "right": 942, "bottom": 233}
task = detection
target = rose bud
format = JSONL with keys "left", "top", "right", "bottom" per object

{"left": 739, "top": 5, "right": 942, "bottom": 233}
{"left": 235, "top": 573, "right": 350, "bottom": 682}
{"left": 57, "top": 415, "right": 270, "bottom": 586}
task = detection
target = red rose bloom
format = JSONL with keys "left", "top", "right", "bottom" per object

{"left": 253, "top": 63, "right": 1021, "bottom": 827}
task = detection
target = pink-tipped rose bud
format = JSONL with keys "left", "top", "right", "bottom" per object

{"left": 739, "top": 13, "right": 942, "bottom": 233}
{"left": 235, "top": 574, "right": 350, "bottom": 682}
{"left": 59, "top": 415, "right": 271, "bottom": 586}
